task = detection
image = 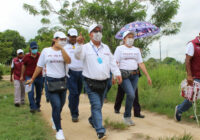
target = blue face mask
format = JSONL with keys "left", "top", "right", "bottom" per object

{"left": 31, "top": 49, "right": 38, "bottom": 54}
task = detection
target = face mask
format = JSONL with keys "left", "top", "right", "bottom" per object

{"left": 58, "top": 40, "right": 67, "bottom": 47}
{"left": 125, "top": 38, "right": 134, "bottom": 47}
{"left": 31, "top": 49, "right": 38, "bottom": 54}
{"left": 93, "top": 32, "right": 102, "bottom": 42}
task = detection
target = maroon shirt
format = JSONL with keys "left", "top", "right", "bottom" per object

{"left": 13, "top": 57, "right": 23, "bottom": 80}
{"left": 23, "top": 52, "right": 42, "bottom": 77}
{"left": 191, "top": 37, "right": 200, "bottom": 79}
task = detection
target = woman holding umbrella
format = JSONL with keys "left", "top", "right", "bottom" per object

{"left": 114, "top": 30, "right": 152, "bottom": 126}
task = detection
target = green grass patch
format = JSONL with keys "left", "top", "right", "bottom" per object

{"left": 104, "top": 117, "right": 128, "bottom": 130}
{"left": 0, "top": 80, "right": 55, "bottom": 140}
{"left": 159, "top": 133, "right": 193, "bottom": 140}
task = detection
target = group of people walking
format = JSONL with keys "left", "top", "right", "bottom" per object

{"left": 10, "top": 23, "right": 200, "bottom": 140}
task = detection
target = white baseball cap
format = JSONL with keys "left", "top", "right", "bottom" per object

{"left": 68, "top": 28, "right": 78, "bottom": 36}
{"left": 53, "top": 31, "right": 67, "bottom": 39}
{"left": 122, "top": 31, "right": 135, "bottom": 39}
{"left": 17, "top": 49, "right": 24, "bottom": 54}
{"left": 88, "top": 24, "right": 103, "bottom": 33}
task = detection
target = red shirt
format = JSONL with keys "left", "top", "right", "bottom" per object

{"left": 13, "top": 57, "right": 23, "bottom": 80}
{"left": 191, "top": 37, "right": 200, "bottom": 79}
{"left": 23, "top": 52, "right": 42, "bottom": 77}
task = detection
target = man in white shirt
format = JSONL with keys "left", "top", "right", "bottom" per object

{"left": 75, "top": 24, "right": 122, "bottom": 140}
{"left": 64, "top": 28, "right": 83, "bottom": 122}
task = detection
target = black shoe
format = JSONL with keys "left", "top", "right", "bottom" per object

{"left": 134, "top": 114, "right": 145, "bottom": 118}
{"left": 30, "top": 109, "right": 36, "bottom": 113}
{"left": 36, "top": 108, "right": 41, "bottom": 112}
{"left": 114, "top": 110, "right": 120, "bottom": 114}
{"left": 97, "top": 133, "right": 106, "bottom": 140}
{"left": 14, "top": 103, "right": 20, "bottom": 107}
{"left": 72, "top": 117, "right": 79, "bottom": 122}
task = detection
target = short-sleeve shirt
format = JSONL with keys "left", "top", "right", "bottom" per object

{"left": 114, "top": 45, "right": 143, "bottom": 70}
{"left": 186, "top": 42, "right": 194, "bottom": 56}
{"left": 23, "top": 53, "right": 42, "bottom": 77}
{"left": 64, "top": 43, "right": 83, "bottom": 71}
{"left": 37, "top": 47, "right": 67, "bottom": 78}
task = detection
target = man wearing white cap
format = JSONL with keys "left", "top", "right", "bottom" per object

{"left": 10, "top": 49, "right": 25, "bottom": 107}
{"left": 75, "top": 24, "right": 122, "bottom": 140}
{"left": 64, "top": 28, "right": 83, "bottom": 122}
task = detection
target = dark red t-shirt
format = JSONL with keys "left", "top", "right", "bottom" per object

{"left": 23, "top": 53, "right": 42, "bottom": 77}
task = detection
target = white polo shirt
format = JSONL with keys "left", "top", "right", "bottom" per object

{"left": 114, "top": 45, "right": 143, "bottom": 70}
{"left": 64, "top": 43, "right": 83, "bottom": 71}
{"left": 74, "top": 41, "right": 121, "bottom": 80}
{"left": 37, "top": 47, "right": 68, "bottom": 78}
{"left": 186, "top": 42, "right": 194, "bottom": 56}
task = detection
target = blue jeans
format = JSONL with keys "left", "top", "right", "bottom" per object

{"left": 83, "top": 78, "right": 107, "bottom": 134}
{"left": 26, "top": 76, "right": 43, "bottom": 110}
{"left": 67, "top": 69, "right": 83, "bottom": 118}
{"left": 104, "top": 73, "right": 112, "bottom": 99}
{"left": 177, "top": 79, "right": 200, "bottom": 113}
{"left": 46, "top": 76, "right": 67, "bottom": 131}
{"left": 121, "top": 74, "right": 139, "bottom": 118}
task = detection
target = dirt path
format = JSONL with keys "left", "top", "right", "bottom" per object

{"left": 40, "top": 94, "right": 200, "bottom": 140}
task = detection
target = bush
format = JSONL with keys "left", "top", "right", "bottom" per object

{"left": 0, "top": 63, "right": 10, "bottom": 80}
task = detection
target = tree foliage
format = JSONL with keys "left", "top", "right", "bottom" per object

{"left": 0, "top": 30, "right": 26, "bottom": 63}
{"left": 23, "top": 0, "right": 181, "bottom": 56}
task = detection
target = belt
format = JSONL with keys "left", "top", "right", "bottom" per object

{"left": 84, "top": 77, "right": 108, "bottom": 83}
{"left": 130, "top": 70, "right": 140, "bottom": 75}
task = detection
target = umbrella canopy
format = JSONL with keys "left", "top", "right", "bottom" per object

{"left": 115, "top": 21, "right": 160, "bottom": 40}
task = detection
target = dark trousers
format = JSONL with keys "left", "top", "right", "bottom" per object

{"left": 67, "top": 69, "right": 82, "bottom": 118}
{"left": 114, "top": 85, "right": 141, "bottom": 116}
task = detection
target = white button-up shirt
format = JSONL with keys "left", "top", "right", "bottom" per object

{"left": 75, "top": 41, "right": 121, "bottom": 80}
{"left": 64, "top": 43, "right": 83, "bottom": 71}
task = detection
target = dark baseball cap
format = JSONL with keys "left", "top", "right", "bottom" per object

{"left": 30, "top": 41, "right": 38, "bottom": 49}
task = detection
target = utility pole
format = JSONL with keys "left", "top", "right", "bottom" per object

{"left": 159, "top": 41, "right": 161, "bottom": 62}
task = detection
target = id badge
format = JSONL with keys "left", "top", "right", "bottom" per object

{"left": 97, "top": 57, "right": 103, "bottom": 64}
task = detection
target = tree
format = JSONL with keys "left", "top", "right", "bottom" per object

{"left": 162, "top": 57, "right": 181, "bottom": 65}
{"left": 23, "top": 0, "right": 181, "bottom": 56}
{"left": 0, "top": 30, "right": 26, "bottom": 63}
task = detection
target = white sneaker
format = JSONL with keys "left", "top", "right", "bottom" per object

{"left": 123, "top": 117, "right": 135, "bottom": 126}
{"left": 56, "top": 129, "right": 65, "bottom": 140}
{"left": 51, "top": 118, "right": 56, "bottom": 130}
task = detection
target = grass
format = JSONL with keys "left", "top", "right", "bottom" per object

{"left": 104, "top": 117, "right": 128, "bottom": 130}
{"left": 107, "top": 63, "right": 199, "bottom": 123}
{"left": 0, "top": 80, "right": 55, "bottom": 140}
{"left": 159, "top": 133, "right": 193, "bottom": 140}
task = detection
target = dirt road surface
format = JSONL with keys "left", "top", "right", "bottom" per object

{"left": 40, "top": 94, "right": 200, "bottom": 140}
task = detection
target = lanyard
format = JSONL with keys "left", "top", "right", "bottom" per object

{"left": 90, "top": 42, "right": 102, "bottom": 56}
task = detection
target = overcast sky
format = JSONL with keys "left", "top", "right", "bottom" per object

{"left": 0, "top": 0, "right": 200, "bottom": 62}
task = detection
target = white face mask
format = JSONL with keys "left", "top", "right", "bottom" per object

{"left": 58, "top": 40, "right": 67, "bottom": 47}
{"left": 125, "top": 38, "right": 134, "bottom": 47}
{"left": 93, "top": 32, "right": 102, "bottom": 42}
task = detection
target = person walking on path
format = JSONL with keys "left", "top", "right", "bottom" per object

{"left": 20, "top": 41, "right": 43, "bottom": 113}
{"left": 64, "top": 28, "right": 83, "bottom": 122}
{"left": 114, "top": 31, "right": 152, "bottom": 126}
{"left": 114, "top": 70, "right": 145, "bottom": 118}
{"left": 175, "top": 33, "right": 200, "bottom": 122}
{"left": 75, "top": 24, "right": 122, "bottom": 140}
{"left": 27, "top": 31, "right": 71, "bottom": 140}
{"left": 10, "top": 49, "right": 25, "bottom": 107}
